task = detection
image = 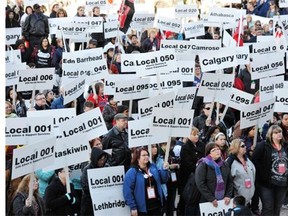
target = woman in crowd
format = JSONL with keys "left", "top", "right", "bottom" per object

{"left": 267, "top": 1, "right": 280, "bottom": 17}
{"left": 6, "top": 9, "right": 20, "bottom": 28}
{"left": 151, "top": 144, "right": 159, "bottom": 164}
{"left": 20, "top": 6, "right": 33, "bottom": 27}
{"left": 252, "top": 125, "right": 288, "bottom": 216}
{"left": 110, "top": 53, "right": 122, "bottom": 74}
{"left": 241, "top": 126, "right": 262, "bottom": 159}
{"left": 44, "top": 90, "right": 54, "bottom": 107}
{"left": 34, "top": 169, "right": 55, "bottom": 198}
{"left": 86, "top": 82, "right": 108, "bottom": 112}
{"left": 214, "top": 132, "right": 229, "bottom": 160}
{"left": 142, "top": 28, "right": 159, "bottom": 52}
{"left": 195, "top": 142, "right": 233, "bottom": 209}
{"left": 102, "top": 95, "right": 118, "bottom": 130}
{"left": 11, "top": 174, "right": 45, "bottom": 215}
{"left": 6, "top": 87, "right": 28, "bottom": 117}
{"left": 74, "top": 6, "right": 86, "bottom": 51}
{"left": 30, "top": 36, "right": 55, "bottom": 68}
{"left": 123, "top": 147, "right": 169, "bottom": 216}
{"left": 226, "top": 139, "right": 256, "bottom": 205}
{"left": 5, "top": 101, "right": 17, "bottom": 118}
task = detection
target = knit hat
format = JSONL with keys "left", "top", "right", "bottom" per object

{"left": 15, "top": 39, "right": 25, "bottom": 48}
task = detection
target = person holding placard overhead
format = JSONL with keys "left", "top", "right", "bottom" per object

{"left": 123, "top": 147, "right": 169, "bottom": 216}
{"left": 252, "top": 125, "right": 288, "bottom": 216}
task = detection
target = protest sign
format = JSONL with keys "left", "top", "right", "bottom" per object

{"left": 130, "top": 13, "right": 155, "bottom": 29}
{"left": 189, "top": 39, "right": 222, "bottom": 54}
{"left": 113, "top": 77, "right": 150, "bottom": 101}
{"left": 197, "top": 73, "right": 234, "bottom": 102}
{"left": 48, "top": 18, "right": 68, "bottom": 35}
{"left": 252, "top": 41, "right": 286, "bottom": 56}
{"left": 58, "top": 107, "right": 107, "bottom": 141}
{"left": 70, "top": 163, "right": 84, "bottom": 186}
{"left": 160, "top": 40, "right": 196, "bottom": 60}
{"left": 174, "top": 87, "right": 197, "bottom": 109}
{"left": 279, "top": 0, "right": 288, "bottom": 8}
{"left": 154, "top": 16, "right": 182, "bottom": 33}
{"left": 138, "top": 92, "right": 175, "bottom": 118}
{"left": 6, "top": 27, "right": 21, "bottom": 45}
{"left": 148, "top": 76, "right": 183, "bottom": 97}
{"left": 44, "top": 134, "right": 90, "bottom": 171}
{"left": 6, "top": 117, "right": 54, "bottom": 145}
{"left": 5, "top": 63, "right": 27, "bottom": 86}
{"left": 184, "top": 22, "right": 205, "bottom": 39}
{"left": 12, "top": 137, "right": 56, "bottom": 179}
{"left": 224, "top": 88, "right": 254, "bottom": 110}
{"left": 128, "top": 118, "right": 168, "bottom": 148}
{"left": 150, "top": 108, "right": 194, "bottom": 137}
{"left": 274, "top": 88, "right": 288, "bottom": 112}
{"left": 86, "top": 0, "right": 108, "bottom": 11}
{"left": 104, "top": 74, "right": 137, "bottom": 95}
{"left": 63, "top": 76, "right": 86, "bottom": 105}
{"left": 104, "top": 21, "right": 118, "bottom": 39}
{"left": 260, "top": 75, "right": 285, "bottom": 102}
{"left": 5, "top": 49, "right": 21, "bottom": 64}
{"left": 174, "top": 4, "right": 198, "bottom": 17}
{"left": 168, "top": 61, "right": 195, "bottom": 80}
{"left": 76, "top": 17, "right": 103, "bottom": 33}
{"left": 57, "top": 22, "right": 87, "bottom": 41}
{"left": 251, "top": 52, "right": 284, "bottom": 80}
{"left": 199, "top": 47, "right": 237, "bottom": 72}
{"left": 235, "top": 46, "right": 250, "bottom": 65}
{"left": 17, "top": 68, "right": 55, "bottom": 91}
{"left": 27, "top": 108, "right": 76, "bottom": 139}
{"left": 240, "top": 98, "right": 275, "bottom": 129}
{"left": 199, "top": 199, "right": 233, "bottom": 216}
{"left": 223, "top": 30, "right": 236, "bottom": 47}
{"left": 207, "top": 7, "right": 245, "bottom": 23}
{"left": 257, "top": 36, "right": 274, "bottom": 43}
{"left": 88, "top": 166, "right": 130, "bottom": 216}
{"left": 121, "top": 50, "right": 177, "bottom": 76}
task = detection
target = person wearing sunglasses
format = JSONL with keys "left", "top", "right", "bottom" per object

{"left": 226, "top": 139, "right": 256, "bottom": 207}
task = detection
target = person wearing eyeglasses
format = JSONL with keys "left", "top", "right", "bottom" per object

{"left": 252, "top": 125, "right": 288, "bottom": 216}
{"left": 226, "top": 139, "right": 256, "bottom": 206}
{"left": 195, "top": 142, "right": 233, "bottom": 212}
{"left": 34, "top": 93, "right": 50, "bottom": 110}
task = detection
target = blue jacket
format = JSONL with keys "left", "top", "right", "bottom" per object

{"left": 123, "top": 163, "right": 169, "bottom": 213}
{"left": 51, "top": 95, "right": 64, "bottom": 109}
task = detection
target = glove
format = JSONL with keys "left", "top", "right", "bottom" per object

{"left": 65, "top": 193, "right": 76, "bottom": 205}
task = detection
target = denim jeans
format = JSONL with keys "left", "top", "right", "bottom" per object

{"left": 258, "top": 184, "right": 287, "bottom": 216}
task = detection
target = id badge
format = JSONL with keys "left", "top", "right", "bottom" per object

{"left": 244, "top": 178, "right": 251, "bottom": 188}
{"left": 279, "top": 163, "right": 286, "bottom": 174}
{"left": 171, "top": 172, "right": 177, "bottom": 182}
{"left": 147, "top": 186, "right": 156, "bottom": 199}
{"left": 251, "top": 82, "right": 255, "bottom": 89}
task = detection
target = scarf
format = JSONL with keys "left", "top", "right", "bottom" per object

{"left": 200, "top": 155, "right": 225, "bottom": 200}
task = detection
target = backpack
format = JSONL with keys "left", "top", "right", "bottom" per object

{"left": 181, "top": 171, "right": 201, "bottom": 207}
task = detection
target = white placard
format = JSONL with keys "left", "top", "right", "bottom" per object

{"left": 128, "top": 118, "right": 168, "bottom": 148}
{"left": 197, "top": 73, "right": 234, "bottom": 102}
{"left": 58, "top": 22, "right": 87, "bottom": 40}
{"left": 260, "top": 75, "right": 285, "bottom": 102}
{"left": 5, "top": 63, "right": 27, "bottom": 86}
{"left": 6, "top": 28, "right": 22, "bottom": 45}
{"left": 199, "top": 48, "right": 237, "bottom": 72}
{"left": 235, "top": 46, "right": 250, "bottom": 65}
{"left": 6, "top": 117, "right": 54, "bottom": 145}
{"left": 207, "top": 8, "right": 245, "bottom": 23}
{"left": 171, "top": 61, "right": 195, "bottom": 80}
{"left": 184, "top": 22, "right": 205, "bottom": 38}
{"left": 199, "top": 200, "right": 233, "bottom": 216}
{"left": 225, "top": 88, "right": 254, "bottom": 110}
{"left": 104, "top": 21, "right": 118, "bottom": 39}
{"left": 86, "top": 0, "right": 108, "bottom": 11}
{"left": 77, "top": 17, "right": 103, "bottom": 33}
{"left": 27, "top": 108, "right": 76, "bottom": 139}
{"left": 48, "top": 18, "right": 68, "bottom": 35}
{"left": 223, "top": 30, "right": 236, "bottom": 47}
{"left": 58, "top": 107, "right": 107, "bottom": 141}
{"left": 160, "top": 40, "right": 196, "bottom": 60}
{"left": 17, "top": 68, "right": 55, "bottom": 91}
{"left": 63, "top": 76, "right": 86, "bottom": 105}
{"left": 113, "top": 78, "right": 150, "bottom": 101}
{"left": 189, "top": 39, "right": 222, "bottom": 54}
{"left": 148, "top": 76, "right": 183, "bottom": 97}
{"left": 44, "top": 134, "right": 90, "bottom": 171}
{"left": 150, "top": 108, "right": 194, "bottom": 137}
{"left": 104, "top": 74, "right": 138, "bottom": 95}
{"left": 240, "top": 98, "right": 275, "bottom": 129}
{"left": 257, "top": 36, "right": 274, "bottom": 43}
{"left": 69, "top": 163, "right": 84, "bottom": 181}
{"left": 251, "top": 52, "right": 284, "bottom": 80}
{"left": 154, "top": 16, "right": 182, "bottom": 33}
{"left": 5, "top": 50, "right": 22, "bottom": 64}
{"left": 130, "top": 13, "right": 155, "bottom": 29}
{"left": 88, "top": 166, "right": 130, "bottom": 216}
{"left": 252, "top": 41, "right": 286, "bottom": 56}
{"left": 174, "top": 87, "right": 197, "bottom": 109}
{"left": 279, "top": 0, "right": 288, "bottom": 8}
{"left": 121, "top": 50, "right": 177, "bottom": 76}
{"left": 138, "top": 92, "right": 175, "bottom": 118}
{"left": 274, "top": 88, "right": 288, "bottom": 112}
{"left": 12, "top": 137, "right": 56, "bottom": 179}
{"left": 175, "top": 5, "right": 198, "bottom": 17}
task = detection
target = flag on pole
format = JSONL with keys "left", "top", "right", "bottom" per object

{"left": 119, "top": 0, "right": 135, "bottom": 34}
{"left": 233, "top": 17, "right": 244, "bottom": 46}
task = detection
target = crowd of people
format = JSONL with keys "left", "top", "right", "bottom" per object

{"left": 5, "top": 0, "right": 288, "bottom": 216}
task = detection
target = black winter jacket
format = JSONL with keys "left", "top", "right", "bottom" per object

{"left": 22, "top": 13, "right": 49, "bottom": 39}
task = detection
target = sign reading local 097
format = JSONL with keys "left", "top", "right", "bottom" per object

{"left": 6, "top": 117, "right": 54, "bottom": 145}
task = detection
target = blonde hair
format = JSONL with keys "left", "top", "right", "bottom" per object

{"left": 266, "top": 125, "right": 283, "bottom": 144}
{"left": 229, "top": 138, "right": 242, "bottom": 154}
{"left": 190, "top": 127, "right": 199, "bottom": 135}
{"left": 16, "top": 174, "right": 39, "bottom": 196}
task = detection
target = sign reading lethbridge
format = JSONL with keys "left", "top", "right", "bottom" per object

{"left": 174, "top": 87, "right": 197, "bottom": 109}
{"left": 113, "top": 78, "right": 150, "bottom": 101}
{"left": 6, "top": 117, "right": 54, "bottom": 145}
{"left": 199, "top": 200, "right": 233, "bottom": 216}
{"left": 154, "top": 16, "right": 182, "bottom": 33}
{"left": 199, "top": 47, "right": 237, "bottom": 72}
{"left": 17, "top": 68, "right": 55, "bottom": 91}
{"left": 260, "top": 75, "right": 285, "bottom": 102}
{"left": 6, "top": 27, "right": 21, "bottom": 45}
{"left": 240, "top": 98, "right": 275, "bottom": 129}
{"left": 197, "top": 73, "right": 234, "bottom": 102}
{"left": 121, "top": 50, "right": 177, "bottom": 76}
{"left": 251, "top": 52, "right": 284, "bottom": 80}
{"left": 128, "top": 118, "right": 168, "bottom": 148}
{"left": 274, "top": 89, "right": 288, "bottom": 112}
{"left": 184, "top": 22, "right": 205, "bottom": 38}
{"left": 174, "top": 4, "right": 198, "bottom": 17}
{"left": 12, "top": 137, "right": 56, "bottom": 179}
{"left": 150, "top": 108, "right": 194, "bottom": 137}
{"left": 5, "top": 49, "right": 21, "bottom": 64}
{"left": 88, "top": 166, "right": 130, "bottom": 216}
{"left": 63, "top": 77, "right": 86, "bottom": 105}
{"left": 5, "top": 63, "right": 27, "bottom": 86}
{"left": 138, "top": 92, "right": 175, "bottom": 118}
{"left": 58, "top": 108, "right": 107, "bottom": 141}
